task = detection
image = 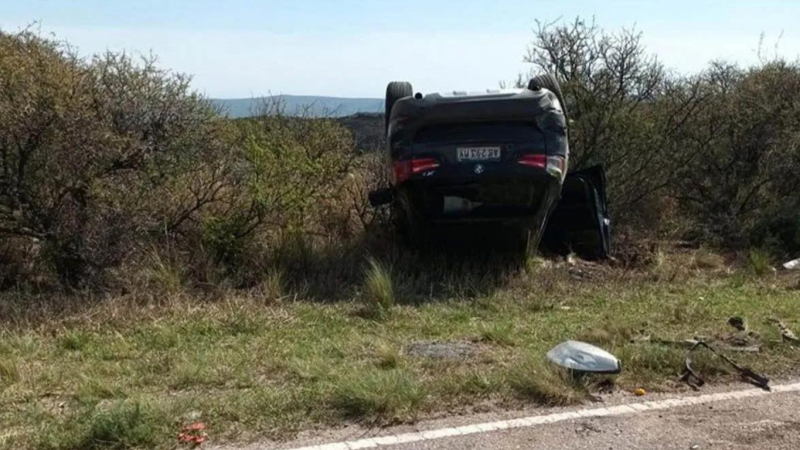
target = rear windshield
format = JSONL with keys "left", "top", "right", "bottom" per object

{"left": 413, "top": 122, "right": 541, "bottom": 144}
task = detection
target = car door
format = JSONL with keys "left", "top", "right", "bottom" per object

{"left": 541, "top": 165, "right": 611, "bottom": 259}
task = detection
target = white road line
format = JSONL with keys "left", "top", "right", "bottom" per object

{"left": 282, "top": 382, "right": 800, "bottom": 450}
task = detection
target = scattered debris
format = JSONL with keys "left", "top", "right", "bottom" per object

{"left": 768, "top": 319, "right": 799, "bottom": 343}
{"left": 178, "top": 422, "right": 207, "bottom": 447}
{"left": 547, "top": 341, "right": 621, "bottom": 374}
{"left": 407, "top": 341, "right": 481, "bottom": 360}
{"left": 783, "top": 258, "right": 800, "bottom": 270}
{"left": 634, "top": 388, "right": 647, "bottom": 396}
{"left": 634, "top": 335, "right": 759, "bottom": 353}
{"left": 727, "top": 316, "right": 746, "bottom": 332}
{"left": 679, "top": 340, "right": 770, "bottom": 391}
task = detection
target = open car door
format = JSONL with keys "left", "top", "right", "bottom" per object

{"left": 542, "top": 165, "right": 611, "bottom": 259}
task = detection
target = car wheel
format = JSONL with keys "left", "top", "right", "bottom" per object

{"left": 528, "top": 74, "right": 568, "bottom": 120}
{"left": 385, "top": 81, "right": 413, "bottom": 134}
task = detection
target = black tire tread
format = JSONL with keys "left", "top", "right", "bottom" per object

{"left": 528, "top": 74, "right": 568, "bottom": 119}
{"left": 385, "top": 81, "right": 413, "bottom": 134}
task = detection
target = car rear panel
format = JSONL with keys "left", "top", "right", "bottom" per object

{"left": 387, "top": 89, "right": 568, "bottom": 224}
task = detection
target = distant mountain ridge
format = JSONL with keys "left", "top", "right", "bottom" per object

{"left": 211, "top": 95, "right": 384, "bottom": 118}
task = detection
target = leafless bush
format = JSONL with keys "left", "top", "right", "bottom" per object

{"left": 521, "top": 18, "right": 706, "bottom": 233}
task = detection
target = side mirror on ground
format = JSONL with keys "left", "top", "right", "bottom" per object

{"left": 547, "top": 340, "right": 621, "bottom": 374}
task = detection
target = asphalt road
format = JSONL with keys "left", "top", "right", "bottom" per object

{"left": 396, "top": 387, "right": 800, "bottom": 450}
{"left": 218, "top": 381, "right": 800, "bottom": 450}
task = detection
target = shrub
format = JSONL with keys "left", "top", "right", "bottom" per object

{"left": 0, "top": 30, "right": 235, "bottom": 288}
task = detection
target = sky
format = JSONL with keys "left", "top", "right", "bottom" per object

{"left": 2, "top": 1, "right": 799, "bottom": 98}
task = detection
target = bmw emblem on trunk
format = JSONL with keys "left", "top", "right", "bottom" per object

{"left": 474, "top": 164, "right": 484, "bottom": 174}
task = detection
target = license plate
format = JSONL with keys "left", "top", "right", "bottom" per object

{"left": 457, "top": 147, "right": 501, "bottom": 161}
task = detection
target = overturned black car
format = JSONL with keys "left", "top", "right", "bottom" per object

{"left": 369, "top": 75, "right": 610, "bottom": 259}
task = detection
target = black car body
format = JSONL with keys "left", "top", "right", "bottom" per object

{"left": 372, "top": 81, "right": 610, "bottom": 259}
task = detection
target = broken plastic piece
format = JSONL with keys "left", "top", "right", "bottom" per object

{"left": 783, "top": 258, "right": 800, "bottom": 270}
{"left": 547, "top": 340, "right": 621, "bottom": 374}
{"left": 769, "top": 319, "right": 799, "bottom": 343}
{"left": 679, "top": 340, "right": 770, "bottom": 391}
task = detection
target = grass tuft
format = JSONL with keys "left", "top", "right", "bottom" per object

{"left": 362, "top": 258, "right": 395, "bottom": 317}
{"left": 748, "top": 248, "right": 773, "bottom": 276}
{"left": 374, "top": 342, "right": 401, "bottom": 369}
{"left": 256, "top": 269, "right": 285, "bottom": 303}
{"left": 331, "top": 368, "right": 425, "bottom": 424}
{"left": 59, "top": 330, "right": 90, "bottom": 352}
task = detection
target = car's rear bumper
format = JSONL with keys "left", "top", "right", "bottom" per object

{"left": 397, "top": 165, "right": 562, "bottom": 224}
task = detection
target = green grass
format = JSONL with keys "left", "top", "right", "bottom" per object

{"left": 1, "top": 256, "right": 799, "bottom": 450}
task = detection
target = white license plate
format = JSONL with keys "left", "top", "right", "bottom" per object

{"left": 457, "top": 147, "right": 501, "bottom": 161}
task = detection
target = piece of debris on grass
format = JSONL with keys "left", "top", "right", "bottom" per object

{"left": 634, "top": 388, "right": 646, "bottom": 396}
{"left": 783, "top": 258, "right": 800, "bottom": 270}
{"left": 679, "top": 340, "right": 769, "bottom": 391}
{"left": 768, "top": 319, "right": 800, "bottom": 343}
{"left": 546, "top": 341, "right": 621, "bottom": 374}
{"left": 178, "top": 422, "right": 207, "bottom": 447}
{"left": 633, "top": 335, "right": 759, "bottom": 353}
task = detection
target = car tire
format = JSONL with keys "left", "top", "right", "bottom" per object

{"left": 385, "top": 81, "right": 413, "bottom": 134}
{"left": 528, "top": 74, "right": 568, "bottom": 119}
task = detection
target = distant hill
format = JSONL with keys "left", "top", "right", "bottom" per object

{"left": 211, "top": 95, "right": 384, "bottom": 118}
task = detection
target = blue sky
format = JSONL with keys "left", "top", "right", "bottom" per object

{"left": 2, "top": 1, "right": 799, "bottom": 98}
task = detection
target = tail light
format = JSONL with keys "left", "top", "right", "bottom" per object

{"left": 518, "top": 154, "right": 546, "bottom": 168}
{"left": 545, "top": 155, "right": 565, "bottom": 178}
{"left": 518, "top": 154, "right": 565, "bottom": 178}
{"left": 392, "top": 157, "right": 440, "bottom": 184}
